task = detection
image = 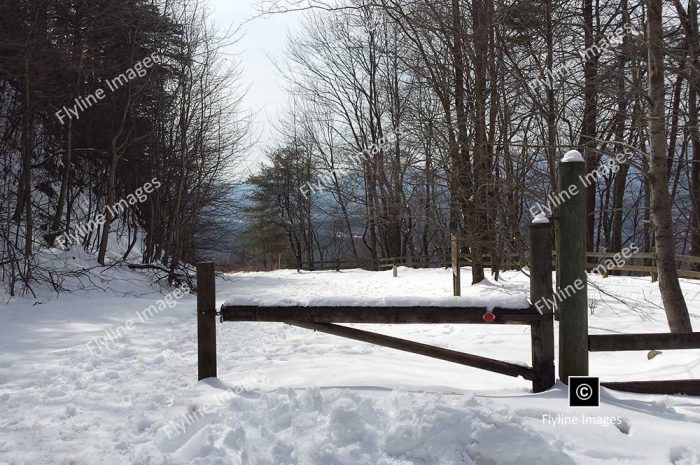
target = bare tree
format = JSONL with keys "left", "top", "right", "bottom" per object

{"left": 644, "top": 0, "right": 692, "bottom": 333}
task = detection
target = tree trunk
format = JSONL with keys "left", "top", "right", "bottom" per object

{"left": 469, "top": 0, "right": 488, "bottom": 284}
{"left": 21, "top": 53, "right": 33, "bottom": 258}
{"left": 687, "top": 2, "right": 700, "bottom": 270}
{"left": 581, "top": 0, "right": 599, "bottom": 255}
{"left": 645, "top": 0, "right": 693, "bottom": 333}
{"left": 97, "top": 148, "right": 117, "bottom": 266}
{"left": 610, "top": 0, "right": 630, "bottom": 257}
{"left": 48, "top": 118, "right": 72, "bottom": 247}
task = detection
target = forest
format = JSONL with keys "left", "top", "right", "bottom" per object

{"left": 0, "top": 0, "right": 249, "bottom": 295}
{"left": 240, "top": 0, "right": 699, "bottom": 332}
{"left": 1, "top": 0, "right": 698, "bottom": 330}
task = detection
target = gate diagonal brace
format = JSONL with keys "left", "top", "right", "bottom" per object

{"left": 287, "top": 321, "right": 534, "bottom": 381}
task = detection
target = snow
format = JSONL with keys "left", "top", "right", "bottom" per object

{"left": 533, "top": 212, "right": 550, "bottom": 224}
{"left": 562, "top": 150, "right": 585, "bottom": 163}
{"left": 223, "top": 268, "right": 530, "bottom": 309}
{"left": 2, "top": 266, "right": 700, "bottom": 464}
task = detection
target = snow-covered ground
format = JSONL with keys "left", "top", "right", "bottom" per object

{"left": 1, "top": 266, "right": 700, "bottom": 465}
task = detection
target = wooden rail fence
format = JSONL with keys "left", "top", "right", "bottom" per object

{"left": 196, "top": 221, "right": 555, "bottom": 393}
{"left": 589, "top": 332, "right": 700, "bottom": 396}
{"left": 298, "top": 252, "right": 700, "bottom": 280}
{"left": 558, "top": 156, "right": 700, "bottom": 396}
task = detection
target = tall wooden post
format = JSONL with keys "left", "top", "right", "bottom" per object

{"left": 529, "top": 219, "right": 555, "bottom": 392}
{"left": 558, "top": 151, "right": 589, "bottom": 383}
{"left": 451, "top": 234, "right": 461, "bottom": 296}
{"left": 197, "top": 262, "right": 217, "bottom": 380}
{"left": 553, "top": 209, "right": 562, "bottom": 321}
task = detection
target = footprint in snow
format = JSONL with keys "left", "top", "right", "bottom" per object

{"left": 670, "top": 446, "right": 700, "bottom": 465}
{"left": 615, "top": 417, "right": 631, "bottom": 435}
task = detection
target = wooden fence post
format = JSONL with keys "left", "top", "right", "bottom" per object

{"left": 529, "top": 219, "right": 555, "bottom": 392}
{"left": 558, "top": 151, "right": 589, "bottom": 383}
{"left": 197, "top": 262, "right": 217, "bottom": 380}
{"left": 451, "top": 233, "right": 461, "bottom": 296}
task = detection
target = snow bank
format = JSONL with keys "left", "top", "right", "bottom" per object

{"left": 2, "top": 267, "right": 700, "bottom": 465}
{"left": 222, "top": 268, "right": 531, "bottom": 310}
{"left": 145, "top": 387, "right": 575, "bottom": 465}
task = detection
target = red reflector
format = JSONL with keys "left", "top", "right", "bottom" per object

{"left": 483, "top": 311, "right": 496, "bottom": 323}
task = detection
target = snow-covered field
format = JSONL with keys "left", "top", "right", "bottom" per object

{"left": 2, "top": 266, "right": 700, "bottom": 465}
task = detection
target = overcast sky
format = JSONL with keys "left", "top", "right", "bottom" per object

{"left": 210, "top": 0, "right": 302, "bottom": 174}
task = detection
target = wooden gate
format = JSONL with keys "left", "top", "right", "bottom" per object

{"left": 195, "top": 222, "right": 556, "bottom": 393}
